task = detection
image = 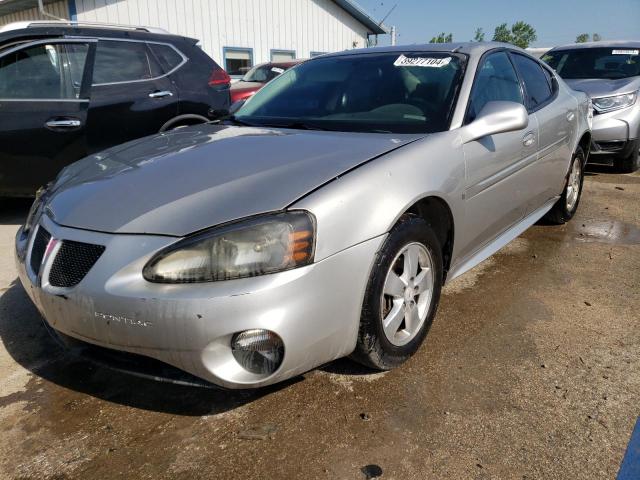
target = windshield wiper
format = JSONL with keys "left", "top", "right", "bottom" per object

{"left": 261, "top": 121, "right": 331, "bottom": 131}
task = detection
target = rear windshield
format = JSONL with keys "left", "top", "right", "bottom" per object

{"left": 543, "top": 47, "right": 640, "bottom": 79}
{"left": 235, "top": 52, "right": 466, "bottom": 134}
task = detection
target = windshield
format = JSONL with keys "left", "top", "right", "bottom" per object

{"left": 543, "top": 47, "right": 640, "bottom": 80}
{"left": 242, "top": 63, "right": 290, "bottom": 83}
{"left": 235, "top": 52, "right": 466, "bottom": 134}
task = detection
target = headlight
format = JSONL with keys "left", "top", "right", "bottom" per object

{"left": 592, "top": 91, "right": 637, "bottom": 113}
{"left": 143, "top": 211, "right": 315, "bottom": 283}
{"left": 23, "top": 185, "right": 48, "bottom": 236}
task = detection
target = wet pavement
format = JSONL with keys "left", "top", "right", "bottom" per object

{"left": 1, "top": 167, "right": 639, "bottom": 479}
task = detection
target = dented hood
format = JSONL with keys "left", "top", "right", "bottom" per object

{"left": 46, "top": 124, "right": 422, "bottom": 236}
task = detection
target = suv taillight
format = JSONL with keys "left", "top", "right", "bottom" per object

{"left": 209, "top": 67, "right": 231, "bottom": 87}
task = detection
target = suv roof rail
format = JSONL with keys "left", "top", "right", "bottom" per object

{"left": 0, "top": 20, "right": 169, "bottom": 35}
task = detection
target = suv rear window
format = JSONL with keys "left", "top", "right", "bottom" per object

{"left": 93, "top": 40, "right": 162, "bottom": 84}
{"left": 149, "top": 43, "right": 183, "bottom": 73}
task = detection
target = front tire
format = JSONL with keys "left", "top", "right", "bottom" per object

{"left": 614, "top": 138, "right": 640, "bottom": 173}
{"left": 544, "top": 146, "right": 585, "bottom": 225}
{"left": 351, "top": 216, "right": 443, "bottom": 370}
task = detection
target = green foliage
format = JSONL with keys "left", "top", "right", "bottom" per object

{"left": 575, "top": 33, "right": 590, "bottom": 43}
{"left": 592, "top": 33, "right": 602, "bottom": 41}
{"left": 492, "top": 21, "right": 537, "bottom": 49}
{"left": 430, "top": 32, "right": 453, "bottom": 43}
{"left": 473, "top": 28, "right": 485, "bottom": 42}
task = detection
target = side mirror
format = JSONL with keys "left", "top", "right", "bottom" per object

{"left": 461, "top": 101, "right": 528, "bottom": 144}
{"left": 229, "top": 99, "right": 246, "bottom": 115}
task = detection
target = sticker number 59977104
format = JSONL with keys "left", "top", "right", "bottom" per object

{"left": 394, "top": 54, "right": 452, "bottom": 68}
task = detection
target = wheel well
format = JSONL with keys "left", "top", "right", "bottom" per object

{"left": 159, "top": 114, "right": 209, "bottom": 132}
{"left": 403, "top": 196, "right": 455, "bottom": 280}
{"left": 578, "top": 132, "right": 592, "bottom": 162}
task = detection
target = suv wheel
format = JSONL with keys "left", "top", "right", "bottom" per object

{"left": 614, "top": 138, "right": 640, "bottom": 173}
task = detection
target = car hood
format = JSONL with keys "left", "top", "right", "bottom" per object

{"left": 46, "top": 124, "right": 423, "bottom": 236}
{"left": 564, "top": 76, "right": 640, "bottom": 98}
{"left": 230, "top": 81, "right": 263, "bottom": 92}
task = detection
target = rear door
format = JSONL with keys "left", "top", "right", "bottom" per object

{"left": 86, "top": 39, "right": 179, "bottom": 153}
{"left": 458, "top": 50, "right": 538, "bottom": 260}
{"left": 510, "top": 52, "right": 574, "bottom": 212}
{"left": 0, "top": 39, "right": 95, "bottom": 196}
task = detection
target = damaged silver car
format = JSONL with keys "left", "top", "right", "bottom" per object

{"left": 16, "top": 43, "right": 592, "bottom": 389}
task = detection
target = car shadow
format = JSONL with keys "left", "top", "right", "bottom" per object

{"left": 0, "top": 280, "right": 298, "bottom": 416}
{"left": 585, "top": 162, "right": 617, "bottom": 175}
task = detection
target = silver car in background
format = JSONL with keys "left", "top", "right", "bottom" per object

{"left": 544, "top": 41, "right": 640, "bottom": 172}
{"left": 16, "top": 42, "right": 591, "bottom": 389}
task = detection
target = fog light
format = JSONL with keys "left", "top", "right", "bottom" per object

{"left": 231, "top": 329, "right": 284, "bottom": 375}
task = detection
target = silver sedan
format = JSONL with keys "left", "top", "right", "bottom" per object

{"left": 16, "top": 42, "right": 592, "bottom": 389}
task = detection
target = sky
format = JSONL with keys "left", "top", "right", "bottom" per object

{"left": 356, "top": 0, "right": 640, "bottom": 47}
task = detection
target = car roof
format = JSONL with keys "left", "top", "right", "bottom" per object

{"left": 0, "top": 21, "right": 195, "bottom": 46}
{"left": 322, "top": 41, "right": 528, "bottom": 59}
{"left": 548, "top": 40, "right": 640, "bottom": 51}
{"left": 255, "top": 59, "right": 305, "bottom": 69}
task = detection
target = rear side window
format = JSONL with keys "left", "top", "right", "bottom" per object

{"left": 148, "top": 43, "right": 183, "bottom": 73}
{"left": 93, "top": 40, "right": 162, "bottom": 84}
{"left": 467, "top": 51, "right": 523, "bottom": 123}
{"left": 511, "top": 54, "right": 554, "bottom": 110}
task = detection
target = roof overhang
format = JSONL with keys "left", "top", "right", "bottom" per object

{"left": 332, "top": 0, "right": 388, "bottom": 35}
{"left": 0, "top": 0, "right": 60, "bottom": 16}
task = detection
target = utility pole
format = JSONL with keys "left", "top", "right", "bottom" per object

{"left": 390, "top": 26, "right": 397, "bottom": 46}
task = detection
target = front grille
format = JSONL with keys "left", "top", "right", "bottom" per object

{"left": 595, "top": 140, "right": 626, "bottom": 152}
{"left": 49, "top": 240, "right": 105, "bottom": 288}
{"left": 29, "top": 227, "right": 51, "bottom": 275}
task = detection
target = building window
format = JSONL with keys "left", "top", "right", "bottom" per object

{"left": 224, "top": 48, "right": 253, "bottom": 77}
{"left": 310, "top": 51, "right": 327, "bottom": 58}
{"left": 271, "top": 49, "right": 296, "bottom": 62}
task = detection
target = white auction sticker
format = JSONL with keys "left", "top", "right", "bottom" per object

{"left": 612, "top": 49, "right": 639, "bottom": 55}
{"left": 394, "top": 54, "right": 452, "bottom": 68}
{"left": 271, "top": 67, "right": 285, "bottom": 73}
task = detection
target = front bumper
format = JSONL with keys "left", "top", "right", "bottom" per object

{"left": 590, "top": 101, "right": 640, "bottom": 156}
{"left": 16, "top": 214, "right": 384, "bottom": 389}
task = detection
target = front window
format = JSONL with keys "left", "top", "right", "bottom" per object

{"left": 235, "top": 52, "right": 466, "bottom": 134}
{"left": 543, "top": 47, "right": 640, "bottom": 80}
{"left": 0, "top": 42, "right": 89, "bottom": 99}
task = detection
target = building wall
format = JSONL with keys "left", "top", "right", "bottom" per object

{"left": 0, "top": 1, "right": 70, "bottom": 27}
{"left": 71, "top": 0, "right": 370, "bottom": 65}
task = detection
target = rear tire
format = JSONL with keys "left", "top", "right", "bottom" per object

{"left": 544, "top": 146, "right": 585, "bottom": 225}
{"left": 614, "top": 139, "right": 640, "bottom": 173}
{"left": 351, "top": 216, "right": 443, "bottom": 370}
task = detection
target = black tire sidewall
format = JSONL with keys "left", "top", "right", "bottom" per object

{"left": 357, "top": 217, "right": 443, "bottom": 368}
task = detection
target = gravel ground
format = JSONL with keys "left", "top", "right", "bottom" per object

{"left": 0, "top": 166, "right": 638, "bottom": 480}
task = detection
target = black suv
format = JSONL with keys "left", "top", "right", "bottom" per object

{"left": 0, "top": 21, "right": 231, "bottom": 197}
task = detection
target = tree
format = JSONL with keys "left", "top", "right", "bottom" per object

{"left": 592, "top": 33, "right": 602, "bottom": 41}
{"left": 430, "top": 32, "right": 453, "bottom": 43}
{"left": 473, "top": 28, "right": 485, "bottom": 42}
{"left": 575, "top": 33, "right": 590, "bottom": 43}
{"left": 492, "top": 21, "right": 537, "bottom": 49}
{"left": 493, "top": 23, "right": 512, "bottom": 43}
{"left": 510, "top": 21, "right": 537, "bottom": 48}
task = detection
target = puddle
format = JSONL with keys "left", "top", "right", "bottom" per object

{"left": 574, "top": 220, "right": 640, "bottom": 245}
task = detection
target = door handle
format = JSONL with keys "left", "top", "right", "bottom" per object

{"left": 149, "top": 91, "right": 174, "bottom": 99}
{"left": 566, "top": 111, "right": 575, "bottom": 122}
{"left": 522, "top": 132, "right": 536, "bottom": 147}
{"left": 45, "top": 119, "right": 82, "bottom": 129}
